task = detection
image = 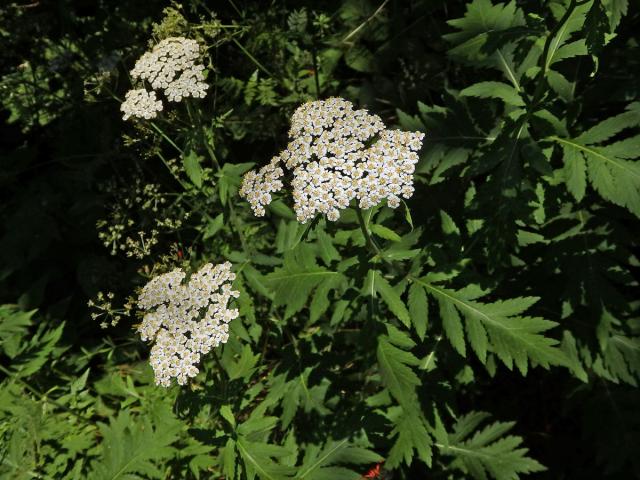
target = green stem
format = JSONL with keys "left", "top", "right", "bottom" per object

{"left": 157, "top": 151, "right": 190, "bottom": 189}
{"left": 149, "top": 121, "right": 183, "bottom": 155}
{"left": 355, "top": 205, "right": 389, "bottom": 265}
{"left": 311, "top": 44, "right": 321, "bottom": 99}
{"left": 212, "top": 349, "right": 228, "bottom": 399}
{"left": 231, "top": 38, "right": 274, "bottom": 77}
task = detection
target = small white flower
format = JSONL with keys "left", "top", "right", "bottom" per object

{"left": 130, "top": 37, "right": 209, "bottom": 101}
{"left": 240, "top": 97, "right": 425, "bottom": 223}
{"left": 137, "top": 262, "right": 239, "bottom": 387}
{"left": 120, "top": 89, "right": 163, "bottom": 121}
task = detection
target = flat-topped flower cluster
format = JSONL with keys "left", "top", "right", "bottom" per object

{"left": 121, "top": 37, "right": 208, "bottom": 121}
{"left": 239, "top": 97, "right": 425, "bottom": 223}
{"left": 137, "top": 262, "right": 239, "bottom": 387}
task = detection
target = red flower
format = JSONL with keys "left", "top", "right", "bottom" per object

{"left": 363, "top": 463, "right": 382, "bottom": 479}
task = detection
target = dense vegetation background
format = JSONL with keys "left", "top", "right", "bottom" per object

{"left": 1, "top": 0, "right": 639, "bottom": 478}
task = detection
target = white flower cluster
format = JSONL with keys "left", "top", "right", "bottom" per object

{"left": 120, "top": 89, "right": 163, "bottom": 121}
{"left": 239, "top": 97, "right": 425, "bottom": 223}
{"left": 121, "top": 37, "right": 208, "bottom": 121}
{"left": 137, "top": 262, "right": 239, "bottom": 387}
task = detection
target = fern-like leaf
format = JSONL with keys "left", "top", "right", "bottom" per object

{"left": 437, "top": 412, "right": 545, "bottom": 480}
{"left": 376, "top": 325, "right": 421, "bottom": 411}
{"left": 268, "top": 244, "right": 345, "bottom": 319}
{"left": 412, "top": 277, "right": 568, "bottom": 374}
{"left": 90, "top": 410, "right": 180, "bottom": 480}
{"left": 295, "top": 439, "right": 381, "bottom": 479}
{"left": 553, "top": 103, "right": 640, "bottom": 217}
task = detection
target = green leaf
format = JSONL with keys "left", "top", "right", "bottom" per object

{"left": 553, "top": 106, "right": 640, "bottom": 216}
{"left": 414, "top": 277, "right": 569, "bottom": 374}
{"left": 604, "top": 0, "right": 628, "bottom": 30}
{"left": 408, "top": 283, "right": 429, "bottom": 340}
{"left": 561, "top": 143, "right": 587, "bottom": 201}
{"left": 387, "top": 411, "right": 433, "bottom": 468}
{"left": 370, "top": 224, "right": 401, "bottom": 242}
{"left": 183, "top": 150, "right": 204, "bottom": 188}
{"left": 547, "top": 70, "right": 574, "bottom": 103}
{"left": 202, "top": 213, "right": 224, "bottom": 240}
{"left": 377, "top": 330, "right": 420, "bottom": 411}
{"left": 315, "top": 228, "right": 340, "bottom": 266}
{"left": 0, "top": 304, "right": 36, "bottom": 358}
{"left": 370, "top": 271, "right": 410, "bottom": 327}
{"left": 226, "top": 344, "right": 260, "bottom": 380}
{"left": 440, "top": 210, "right": 460, "bottom": 235}
{"left": 237, "top": 438, "right": 296, "bottom": 480}
{"left": 295, "top": 439, "right": 381, "bottom": 479}
{"left": 267, "top": 244, "right": 345, "bottom": 319}
{"left": 222, "top": 439, "right": 237, "bottom": 479}
{"left": 460, "top": 81, "right": 524, "bottom": 106}
{"left": 584, "top": 0, "right": 609, "bottom": 55}
{"left": 438, "top": 412, "right": 545, "bottom": 480}
{"left": 220, "top": 405, "right": 236, "bottom": 429}
{"left": 90, "top": 410, "right": 181, "bottom": 480}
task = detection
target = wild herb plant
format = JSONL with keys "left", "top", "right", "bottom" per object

{"left": 1, "top": 1, "right": 639, "bottom": 479}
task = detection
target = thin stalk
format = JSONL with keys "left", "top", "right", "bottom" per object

{"left": 311, "top": 45, "right": 321, "bottom": 99}
{"left": 355, "top": 205, "right": 390, "bottom": 265}
{"left": 157, "top": 151, "right": 190, "bottom": 190}
{"left": 231, "top": 38, "right": 274, "bottom": 77}
{"left": 211, "top": 349, "right": 228, "bottom": 400}
{"left": 149, "top": 121, "right": 184, "bottom": 155}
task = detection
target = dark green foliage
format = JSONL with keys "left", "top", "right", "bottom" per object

{"left": 1, "top": 1, "right": 639, "bottom": 479}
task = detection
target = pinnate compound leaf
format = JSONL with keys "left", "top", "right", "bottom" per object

{"left": 584, "top": 0, "right": 609, "bottom": 55}
{"left": 268, "top": 244, "right": 345, "bottom": 319}
{"left": 554, "top": 104, "right": 640, "bottom": 217}
{"left": 90, "top": 410, "right": 181, "bottom": 480}
{"left": 237, "top": 438, "right": 296, "bottom": 480}
{"left": 412, "top": 278, "right": 568, "bottom": 374}
{"left": 387, "top": 411, "right": 433, "bottom": 468}
{"left": 376, "top": 327, "right": 420, "bottom": 411}
{"left": 296, "top": 439, "right": 382, "bottom": 479}
{"left": 438, "top": 412, "right": 545, "bottom": 480}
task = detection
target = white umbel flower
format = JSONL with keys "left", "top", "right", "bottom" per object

{"left": 120, "top": 88, "right": 163, "bottom": 120}
{"left": 130, "top": 37, "right": 209, "bottom": 101}
{"left": 137, "top": 262, "right": 239, "bottom": 387}
{"left": 240, "top": 97, "right": 425, "bottom": 223}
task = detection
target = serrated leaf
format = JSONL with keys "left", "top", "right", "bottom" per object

{"left": 377, "top": 332, "right": 420, "bottom": 411}
{"left": 387, "top": 412, "right": 433, "bottom": 468}
{"left": 414, "top": 277, "right": 569, "bottom": 374}
{"left": 220, "top": 405, "right": 236, "bottom": 428}
{"left": 90, "top": 410, "right": 181, "bottom": 480}
{"left": 584, "top": 0, "right": 609, "bottom": 55}
{"left": 371, "top": 271, "right": 410, "bottom": 327}
{"left": 370, "top": 224, "right": 401, "bottom": 242}
{"left": 268, "top": 244, "right": 344, "bottom": 319}
{"left": 315, "top": 228, "right": 340, "bottom": 266}
{"left": 237, "top": 439, "right": 296, "bottom": 480}
{"left": 438, "top": 412, "right": 545, "bottom": 480}
{"left": 460, "top": 81, "right": 524, "bottom": 106}
{"left": 553, "top": 107, "right": 640, "bottom": 217}
{"left": 408, "top": 283, "right": 428, "bottom": 340}
{"left": 296, "top": 439, "right": 381, "bottom": 479}
{"left": 183, "top": 150, "right": 204, "bottom": 188}
{"left": 561, "top": 143, "right": 587, "bottom": 201}
{"left": 223, "top": 439, "right": 237, "bottom": 479}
